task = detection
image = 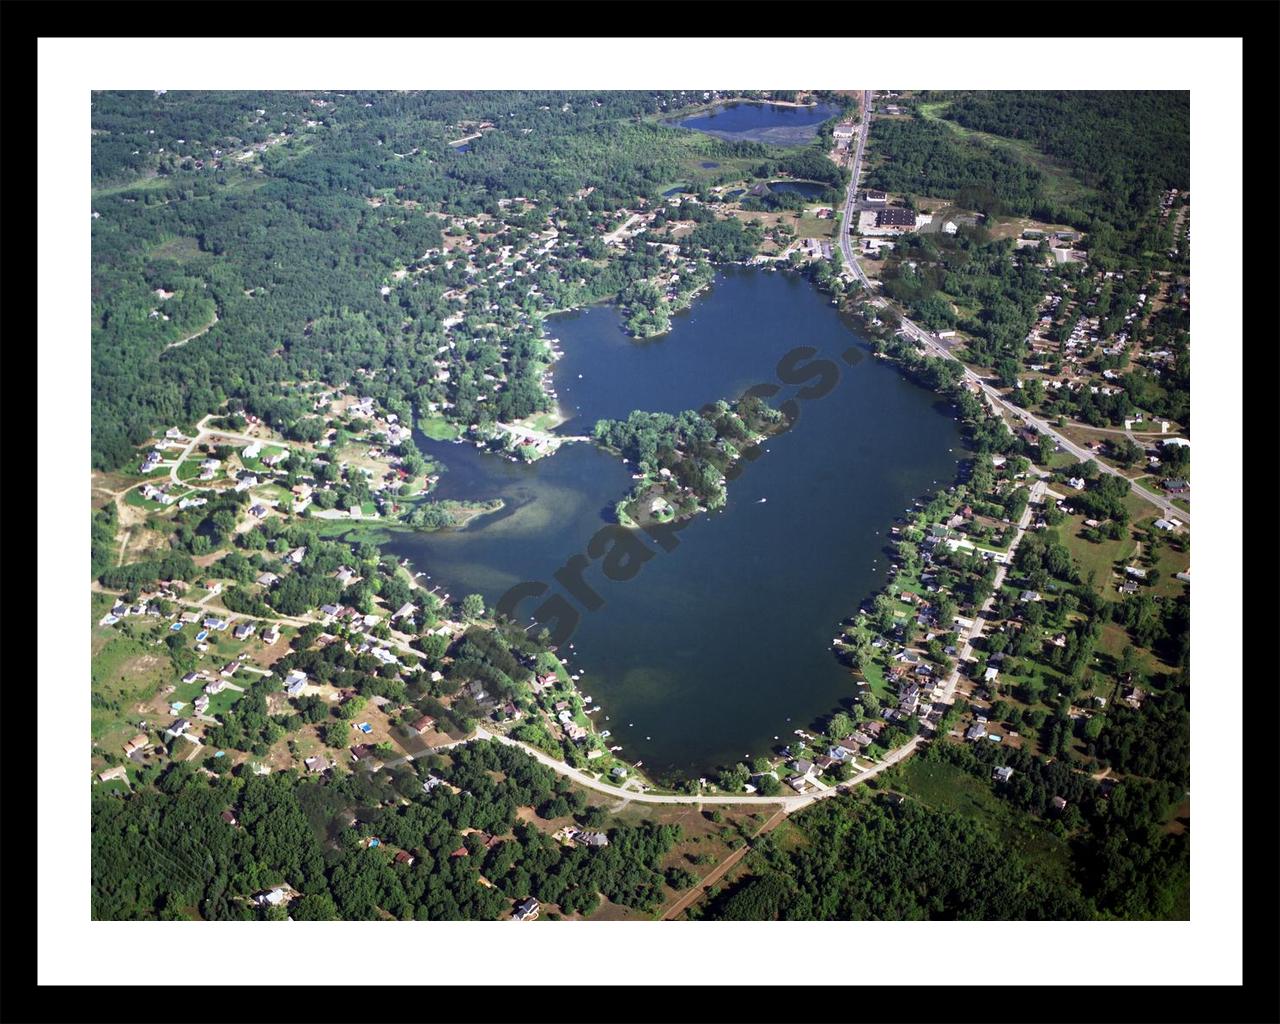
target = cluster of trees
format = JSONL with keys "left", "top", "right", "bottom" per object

{"left": 943, "top": 91, "right": 1189, "bottom": 260}
{"left": 594, "top": 397, "right": 789, "bottom": 520}
{"left": 920, "top": 740, "right": 1187, "bottom": 919}
{"left": 863, "top": 117, "right": 1045, "bottom": 218}
{"left": 92, "top": 738, "right": 681, "bottom": 921}
{"left": 702, "top": 792, "right": 1091, "bottom": 920}
{"left": 879, "top": 231, "right": 1051, "bottom": 377}
{"left": 99, "top": 551, "right": 197, "bottom": 591}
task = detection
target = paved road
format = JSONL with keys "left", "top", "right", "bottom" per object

{"left": 837, "top": 90, "right": 874, "bottom": 275}
{"left": 835, "top": 94, "right": 1188, "bottom": 527}
{"left": 385, "top": 726, "right": 919, "bottom": 813}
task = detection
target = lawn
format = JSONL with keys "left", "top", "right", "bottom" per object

{"left": 176, "top": 459, "right": 209, "bottom": 482}
{"left": 859, "top": 658, "right": 892, "bottom": 701}
{"left": 418, "top": 414, "right": 463, "bottom": 441}
{"left": 1049, "top": 517, "right": 1136, "bottom": 595}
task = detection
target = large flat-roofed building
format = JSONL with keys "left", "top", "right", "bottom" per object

{"left": 863, "top": 188, "right": 887, "bottom": 205}
{"left": 876, "top": 207, "right": 917, "bottom": 229}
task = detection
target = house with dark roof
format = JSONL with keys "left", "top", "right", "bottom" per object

{"left": 513, "top": 897, "right": 540, "bottom": 921}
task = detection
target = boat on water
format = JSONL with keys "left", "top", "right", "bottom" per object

{"left": 758, "top": 497, "right": 767, "bottom": 503}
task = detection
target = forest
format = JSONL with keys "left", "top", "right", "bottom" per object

{"left": 92, "top": 738, "right": 684, "bottom": 921}
{"left": 700, "top": 791, "right": 1091, "bottom": 920}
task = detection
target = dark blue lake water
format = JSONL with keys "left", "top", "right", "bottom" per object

{"left": 672, "top": 101, "right": 843, "bottom": 145}
{"left": 388, "top": 267, "right": 964, "bottom": 781}
{"left": 767, "top": 180, "right": 831, "bottom": 199}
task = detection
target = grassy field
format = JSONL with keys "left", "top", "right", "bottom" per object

{"left": 887, "top": 752, "right": 1075, "bottom": 882}
{"left": 146, "top": 235, "right": 204, "bottom": 263}
{"left": 795, "top": 216, "right": 837, "bottom": 239}
{"left": 1050, "top": 517, "right": 1137, "bottom": 595}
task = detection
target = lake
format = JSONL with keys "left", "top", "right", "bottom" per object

{"left": 671, "top": 101, "right": 844, "bottom": 145}
{"left": 389, "top": 267, "right": 964, "bottom": 782}
{"left": 767, "top": 180, "right": 832, "bottom": 199}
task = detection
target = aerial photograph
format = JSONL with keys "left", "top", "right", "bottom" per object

{"left": 88, "top": 87, "right": 1191, "bottom": 923}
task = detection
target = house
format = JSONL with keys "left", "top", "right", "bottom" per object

{"left": 876, "top": 207, "right": 916, "bottom": 229}
{"left": 123, "top": 733, "right": 150, "bottom": 758}
{"left": 993, "top": 766, "right": 1014, "bottom": 784}
{"left": 827, "top": 745, "right": 851, "bottom": 762}
{"left": 249, "top": 504, "right": 268, "bottom": 519}
{"left": 611, "top": 765, "right": 628, "bottom": 779}
{"left": 1020, "top": 590, "right": 1041, "bottom": 603}
{"left": 304, "top": 756, "right": 331, "bottom": 773}
{"left": 576, "top": 830, "right": 609, "bottom": 848}
{"left": 193, "top": 695, "right": 210, "bottom": 715}
{"left": 411, "top": 714, "right": 437, "bottom": 735}
{"left": 862, "top": 188, "right": 887, "bottom": 205}
{"left": 815, "top": 755, "right": 840, "bottom": 772}
{"left": 262, "top": 625, "right": 280, "bottom": 645}
{"left": 350, "top": 744, "right": 378, "bottom": 764}
{"left": 255, "top": 886, "right": 289, "bottom": 908}
{"left": 394, "top": 850, "right": 415, "bottom": 866}
{"left": 1120, "top": 580, "right": 1138, "bottom": 595}
{"left": 257, "top": 572, "right": 280, "bottom": 588}
{"left": 233, "top": 621, "right": 256, "bottom": 640}
{"left": 288, "top": 546, "right": 307, "bottom": 565}
{"left": 965, "top": 720, "right": 988, "bottom": 742}
{"left": 1123, "top": 686, "right": 1146, "bottom": 709}
{"left": 392, "top": 602, "right": 418, "bottom": 622}
{"left": 1162, "top": 478, "right": 1189, "bottom": 495}
{"left": 204, "top": 677, "right": 227, "bottom": 695}
{"left": 234, "top": 474, "right": 259, "bottom": 492}
{"left": 833, "top": 122, "right": 856, "bottom": 140}
{"left": 170, "top": 719, "right": 191, "bottom": 736}
{"left": 792, "top": 759, "right": 815, "bottom": 777}
{"left": 1050, "top": 796, "right": 1068, "bottom": 814}
{"left": 221, "top": 809, "right": 238, "bottom": 826}
{"left": 983, "top": 666, "right": 1000, "bottom": 683}
{"left": 1067, "top": 476, "right": 1086, "bottom": 490}
{"left": 1154, "top": 518, "right": 1176, "bottom": 531}
{"left": 1124, "top": 566, "right": 1148, "bottom": 579}
{"left": 513, "top": 897, "right": 540, "bottom": 921}
{"left": 243, "top": 442, "right": 263, "bottom": 460}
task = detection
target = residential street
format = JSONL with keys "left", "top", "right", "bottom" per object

{"left": 935, "top": 478, "right": 1044, "bottom": 708}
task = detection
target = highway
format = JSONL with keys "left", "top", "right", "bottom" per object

{"left": 836, "top": 92, "right": 1188, "bottom": 526}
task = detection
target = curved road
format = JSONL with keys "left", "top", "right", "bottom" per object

{"left": 836, "top": 92, "right": 1188, "bottom": 526}
{"left": 394, "top": 726, "right": 921, "bottom": 812}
